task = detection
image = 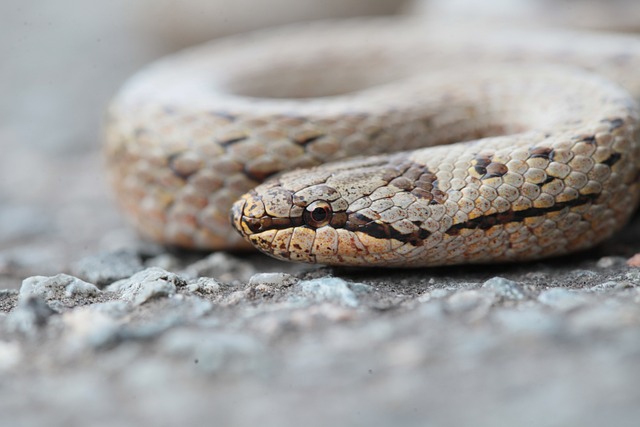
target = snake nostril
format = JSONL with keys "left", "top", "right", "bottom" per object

{"left": 303, "top": 201, "right": 333, "bottom": 228}
{"left": 244, "top": 217, "right": 264, "bottom": 233}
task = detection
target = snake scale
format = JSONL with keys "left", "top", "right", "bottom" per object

{"left": 105, "top": 18, "right": 640, "bottom": 267}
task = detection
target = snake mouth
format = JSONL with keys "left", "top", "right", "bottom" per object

{"left": 230, "top": 192, "right": 300, "bottom": 239}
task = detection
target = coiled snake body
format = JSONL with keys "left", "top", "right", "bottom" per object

{"left": 105, "top": 19, "right": 640, "bottom": 267}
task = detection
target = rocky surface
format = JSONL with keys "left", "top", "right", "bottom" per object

{"left": 2, "top": 227, "right": 640, "bottom": 427}
{"left": 3, "top": 2, "right": 640, "bottom": 427}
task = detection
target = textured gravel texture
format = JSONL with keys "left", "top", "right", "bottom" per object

{"left": 2, "top": 2, "right": 640, "bottom": 427}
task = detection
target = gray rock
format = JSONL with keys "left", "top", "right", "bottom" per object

{"left": 248, "top": 272, "right": 297, "bottom": 288}
{"left": 293, "top": 277, "right": 359, "bottom": 307}
{"left": 596, "top": 256, "right": 627, "bottom": 269}
{"left": 482, "top": 277, "right": 527, "bottom": 300}
{"left": 70, "top": 250, "right": 144, "bottom": 287}
{"left": 589, "top": 281, "right": 623, "bottom": 292}
{"left": 106, "top": 268, "right": 185, "bottom": 305}
{"left": 418, "top": 288, "right": 452, "bottom": 302}
{"left": 348, "top": 282, "right": 374, "bottom": 294}
{"left": 19, "top": 274, "right": 100, "bottom": 303}
{"left": 538, "top": 288, "right": 591, "bottom": 311}
{"left": 222, "top": 290, "right": 251, "bottom": 306}
{"left": 186, "top": 277, "right": 221, "bottom": 294}
{"left": 182, "top": 252, "right": 256, "bottom": 282}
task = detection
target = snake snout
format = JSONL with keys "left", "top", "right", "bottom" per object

{"left": 230, "top": 197, "right": 248, "bottom": 238}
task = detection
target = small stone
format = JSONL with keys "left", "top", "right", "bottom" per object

{"left": 627, "top": 253, "right": 640, "bottom": 268}
{"left": 248, "top": 272, "right": 297, "bottom": 288}
{"left": 482, "top": 277, "right": 527, "bottom": 300}
{"left": 186, "top": 277, "right": 221, "bottom": 294}
{"left": 293, "top": 277, "right": 359, "bottom": 307}
{"left": 223, "top": 290, "right": 250, "bottom": 306}
{"left": 590, "top": 281, "right": 621, "bottom": 292}
{"left": 597, "top": 256, "right": 627, "bottom": 269}
{"left": 253, "top": 284, "right": 274, "bottom": 295}
{"left": 418, "top": 288, "right": 454, "bottom": 302}
{"left": 106, "top": 268, "right": 185, "bottom": 305}
{"left": 348, "top": 282, "right": 374, "bottom": 294}
{"left": 538, "top": 288, "right": 590, "bottom": 311}
{"left": 70, "top": 249, "right": 144, "bottom": 287}
{"left": 19, "top": 274, "right": 100, "bottom": 303}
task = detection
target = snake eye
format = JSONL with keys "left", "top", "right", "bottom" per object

{"left": 303, "top": 201, "right": 333, "bottom": 228}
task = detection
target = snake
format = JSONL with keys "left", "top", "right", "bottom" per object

{"left": 105, "top": 18, "right": 640, "bottom": 267}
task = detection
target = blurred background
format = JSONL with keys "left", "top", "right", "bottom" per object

{"left": 2, "top": 0, "right": 639, "bottom": 287}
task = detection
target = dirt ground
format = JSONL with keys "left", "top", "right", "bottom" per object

{"left": 2, "top": 2, "right": 640, "bottom": 427}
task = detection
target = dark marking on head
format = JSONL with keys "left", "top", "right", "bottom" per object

{"left": 345, "top": 212, "right": 371, "bottom": 228}
{"left": 446, "top": 193, "right": 598, "bottom": 235}
{"left": 345, "top": 216, "right": 430, "bottom": 246}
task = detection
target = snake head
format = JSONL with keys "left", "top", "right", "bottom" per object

{"left": 230, "top": 175, "right": 350, "bottom": 264}
{"left": 230, "top": 153, "right": 441, "bottom": 266}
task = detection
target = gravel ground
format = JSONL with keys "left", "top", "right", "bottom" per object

{"left": 2, "top": 2, "right": 640, "bottom": 427}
